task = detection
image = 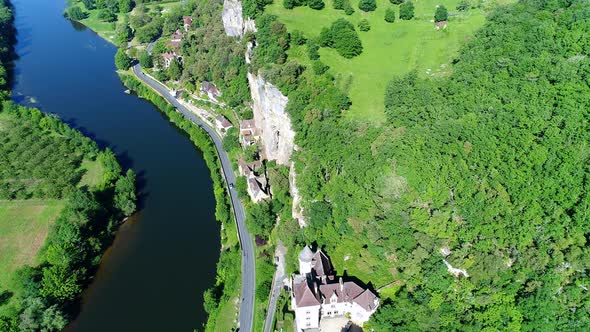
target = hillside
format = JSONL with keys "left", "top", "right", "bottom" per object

{"left": 266, "top": 0, "right": 503, "bottom": 122}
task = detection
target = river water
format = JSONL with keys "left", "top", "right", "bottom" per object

{"left": 11, "top": 0, "right": 220, "bottom": 331}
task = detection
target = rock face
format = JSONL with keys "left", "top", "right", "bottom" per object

{"left": 248, "top": 72, "right": 294, "bottom": 165}
{"left": 290, "top": 162, "right": 306, "bottom": 227}
{"left": 222, "top": 0, "right": 244, "bottom": 37}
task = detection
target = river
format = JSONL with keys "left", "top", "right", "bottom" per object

{"left": 11, "top": 0, "right": 220, "bottom": 331}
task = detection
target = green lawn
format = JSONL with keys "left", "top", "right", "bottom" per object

{"left": 214, "top": 296, "right": 239, "bottom": 332}
{"left": 0, "top": 200, "right": 64, "bottom": 314}
{"left": 79, "top": 158, "right": 104, "bottom": 188}
{"left": 266, "top": 0, "right": 507, "bottom": 123}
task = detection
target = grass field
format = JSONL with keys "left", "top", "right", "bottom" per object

{"left": 79, "top": 158, "right": 104, "bottom": 188}
{"left": 0, "top": 200, "right": 64, "bottom": 313}
{"left": 214, "top": 296, "right": 239, "bottom": 332}
{"left": 266, "top": 0, "right": 508, "bottom": 123}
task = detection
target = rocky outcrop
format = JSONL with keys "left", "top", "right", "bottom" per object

{"left": 443, "top": 260, "right": 469, "bottom": 278}
{"left": 222, "top": 0, "right": 244, "bottom": 37}
{"left": 290, "top": 162, "right": 306, "bottom": 227}
{"left": 222, "top": 0, "right": 256, "bottom": 37}
{"left": 248, "top": 72, "right": 294, "bottom": 165}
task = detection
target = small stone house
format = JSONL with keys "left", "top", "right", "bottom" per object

{"left": 161, "top": 51, "right": 181, "bottom": 68}
{"left": 200, "top": 81, "right": 221, "bottom": 102}
{"left": 238, "top": 159, "right": 262, "bottom": 177}
{"left": 171, "top": 29, "right": 183, "bottom": 42}
{"left": 247, "top": 176, "right": 270, "bottom": 202}
{"left": 183, "top": 16, "right": 193, "bottom": 32}
{"left": 214, "top": 115, "right": 233, "bottom": 133}
{"left": 239, "top": 119, "right": 259, "bottom": 146}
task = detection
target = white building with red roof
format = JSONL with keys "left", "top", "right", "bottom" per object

{"left": 291, "top": 246, "right": 379, "bottom": 331}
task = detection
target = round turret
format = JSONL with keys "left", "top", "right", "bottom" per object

{"left": 298, "top": 246, "right": 313, "bottom": 274}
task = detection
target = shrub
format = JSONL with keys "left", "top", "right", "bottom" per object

{"left": 97, "top": 9, "right": 117, "bottom": 22}
{"left": 291, "top": 30, "right": 307, "bottom": 45}
{"left": 385, "top": 8, "right": 396, "bottom": 22}
{"left": 306, "top": 39, "right": 320, "bottom": 60}
{"left": 435, "top": 5, "right": 448, "bottom": 22}
{"left": 390, "top": 0, "right": 403, "bottom": 3}
{"left": 456, "top": 0, "right": 470, "bottom": 11}
{"left": 283, "top": 0, "right": 295, "bottom": 9}
{"left": 308, "top": 0, "right": 325, "bottom": 10}
{"left": 344, "top": 1, "right": 355, "bottom": 15}
{"left": 312, "top": 60, "right": 329, "bottom": 75}
{"left": 358, "top": 0, "right": 376, "bottom": 12}
{"left": 333, "top": 0, "right": 344, "bottom": 9}
{"left": 399, "top": 1, "right": 414, "bottom": 20}
{"left": 358, "top": 19, "right": 371, "bottom": 31}
{"left": 138, "top": 51, "right": 153, "bottom": 68}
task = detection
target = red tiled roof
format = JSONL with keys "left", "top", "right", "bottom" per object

{"left": 319, "top": 282, "right": 364, "bottom": 304}
{"left": 183, "top": 16, "right": 193, "bottom": 25}
{"left": 294, "top": 279, "right": 321, "bottom": 307}
{"left": 312, "top": 250, "right": 333, "bottom": 277}
{"left": 353, "top": 289, "right": 379, "bottom": 311}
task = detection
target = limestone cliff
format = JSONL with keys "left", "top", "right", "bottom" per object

{"left": 222, "top": 0, "right": 256, "bottom": 37}
{"left": 222, "top": 0, "right": 243, "bottom": 37}
{"left": 247, "top": 72, "right": 294, "bottom": 165}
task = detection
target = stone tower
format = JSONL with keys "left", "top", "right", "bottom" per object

{"left": 298, "top": 246, "right": 313, "bottom": 274}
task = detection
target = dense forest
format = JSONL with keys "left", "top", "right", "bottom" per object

{"left": 243, "top": 0, "right": 590, "bottom": 330}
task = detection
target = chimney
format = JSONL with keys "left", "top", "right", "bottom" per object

{"left": 314, "top": 282, "right": 319, "bottom": 296}
{"left": 339, "top": 277, "right": 343, "bottom": 292}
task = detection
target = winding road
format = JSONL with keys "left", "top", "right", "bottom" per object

{"left": 131, "top": 64, "right": 255, "bottom": 332}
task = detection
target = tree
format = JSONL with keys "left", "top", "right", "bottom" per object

{"left": 358, "top": 18, "right": 371, "bottom": 31}
{"left": 138, "top": 51, "right": 153, "bottom": 68}
{"left": 456, "top": 0, "right": 470, "bottom": 11}
{"left": 344, "top": 1, "right": 355, "bottom": 15}
{"left": 65, "top": 6, "right": 86, "bottom": 20}
{"left": 385, "top": 7, "right": 396, "bottom": 22}
{"left": 358, "top": 0, "right": 376, "bottom": 12}
{"left": 399, "top": 1, "right": 414, "bottom": 20}
{"left": 283, "top": 0, "right": 295, "bottom": 9}
{"left": 312, "top": 60, "right": 329, "bottom": 75}
{"left": 119, "top": 0, "right": 134, "bottom": 13}
{"left": 97, "top": 9, "right": 117, "bottom": 22}
{"left": 390, "top": 0, "right": 403, "bottom": 3}
{"left": 308, "top": 0, "right": 325, "bottom": 10}
{"left": 333, "top": 0, "right": 344, "bottom": 9}
{"left": 114, "top": 169, "right": 136, "bottom": 216}
{"left": 82, "top": 0, "right": 96, "bottom": 10}
{"left": 435, "top": 5, "right": 448, "bottom": 22}
{"left": 168, "top": 58, "right": 182, "bottom": 81}
{"left": 319, "top": 19, "right": 363, "bottom": 58}
{"left": 307, "top": 39, "right": 320, "bottom": 60}
{"left": 291, "top": 30, "right": 307, "bottom": 45}
{"left": 114, "top": 21, "right": 132, "bottom": 45}
{"left": 114, "top": 48, "right": 131, "bottom": 70}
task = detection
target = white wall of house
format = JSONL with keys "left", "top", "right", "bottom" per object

{"left": 294, "top": 304, "right": 320, "bottom": 332}
{"left": 349, "top": 302, "right": 375, "bottom": 324}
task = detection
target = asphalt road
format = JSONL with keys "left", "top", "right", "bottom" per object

{"left": 132, "top": 64, "right": 256, "bottom": 332}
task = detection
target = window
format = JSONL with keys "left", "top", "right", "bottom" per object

{"left": 306, "top": 311, "right": 310, "bottom": 314}
{"left": 327, "top": 311, "right": 331, "bottom": 315}
{"left": 335, "top": 310, "right": 339, "bottom": 315}
{"left": 306, "top": 322, "right": 311, "bottom": 327}
{"left": 306, "top": 317, "right": 310, "bottom": 320}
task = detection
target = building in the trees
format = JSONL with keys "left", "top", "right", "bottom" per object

{"left": 214, "top": 115, "right": 233, "bottom": 133}
{"left": 171, "top": 29, "right": 183, "bottom": 42}
{"left": 200, "top": 81, "right": 221, "bottom": 102}
{"left": 291, "top": 246, "right": 379, "bottom": 331}
{"left": 161, "top": 51, "right": 181, "bottom": 68}
{"left": 239, "top": 119, "right": 260, "bottom": 146}
{"left": 183, "top": 16, "right": 193, "bottom": 31}
{"left": 238, "top": 159, "right": 270, "bottom": 202}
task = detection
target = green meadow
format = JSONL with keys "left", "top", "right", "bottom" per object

{"left": 266, "top": 0, "right": 508, "bottom": 123}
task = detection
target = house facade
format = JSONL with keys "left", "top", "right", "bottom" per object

{"left": 291, "top": 247, "right": 379, "bottom": 331}
{"left": 183, "top": 16, "right": 193, "bottom": 32}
